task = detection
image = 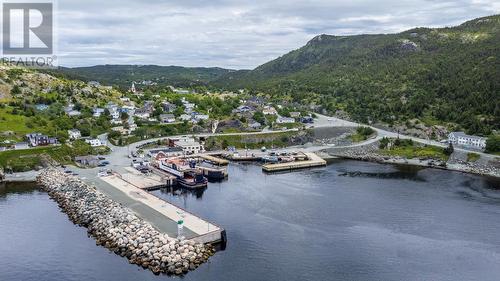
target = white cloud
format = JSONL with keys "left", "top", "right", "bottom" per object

{"left": 56, "top": 0, "right": 499, "bottom": 69}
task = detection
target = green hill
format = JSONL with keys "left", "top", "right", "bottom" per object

{"left": 215, "top": 15, "right": 500, "bottom": 135}
{"left": 55, "top": 65, "right": 234, "bottom": 89}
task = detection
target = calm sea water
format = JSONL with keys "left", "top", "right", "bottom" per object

{"left": 1, "top": 160, "right": 500, "bottom": 281}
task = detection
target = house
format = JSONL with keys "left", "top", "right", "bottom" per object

{"left": 289, "top": 112, "right": 301, "bottom": 118}
{"left": 134, "top": 108, "right": 151, "bottom": 119}
{"left": 276, "top": 117, "right": 295, "bottom": 124}
{"left": 112, "top": 126, "right": 129, "bottom": 135}
{"left": 93, "top": 108, "right": 105, "bottom": 117}
{"left": 160, "top": 114, "right": 176, "bottom": 124}
{"left": 448, "top": 132, "right": 487, "bottom": 149}
{"left": 147, "top": 147, "right": 184, "bottom": 158}
{"left": 183, "top": 103, "right": 195, "bottom": 113}
{"left": 175, "top": 140, "right": 204, "bottom": 154}
{"left": 192, "top": 113, "right": 209, "bottom": 122}
{"left": 26, "top": 133, "right": 57, "bottom": 147}
{"left": 35, "top": 104, "right": 49, "bottom": 111}
{"left": 14, "top": 142, "right": 29, "bottom": 150}
{"left": 68, "top": 129, "right": 81, "bottom": 140}
{"left": 162, "top": 101, "right": 177, "bottom": 113}
{"left": 233, "top": 105, "right": 254, "bottom": 114}
{"left": 249, "top": 121, "right": 262, "bottom": 129}
{"left": 64, "top": 104, "right": 81, "bottom": 116}
{"left": 169, "top": 136, "right": 204, "bottom": 154}
{"left": 121, "top": 105, "right": 136, "bottom": 113}
{"left": 179, "top": 114, "right": 191, "bottom": 121}
{"left": 75, "top": 156, "right": 100, "bottom": 167}
{"left": 170, "top": 86, "right": 190, "bottom": 94}
{"left": 88, "top": 81, "right": 101, "bottom": 87}
{"left": 301, "top": 116, "right": 314, "bottom": 124}
{"left": 85, "top": 138, "right": 104, "bottom": 147}
{"left": 262, "top": 106, "right": 277, "bottom": 115}
{"left": 111, "top": 119, "right": 123, "bottom": 125}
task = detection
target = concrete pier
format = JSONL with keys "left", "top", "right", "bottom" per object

{"left": 119, "top": 167, "right": 176, "bottom": 190}
{"left": 199, "top": 154, "right": 229, "bottom": 165}
{"left": 262, "top": 152, "right": 327, "bottom": 172}
{"left": 99, "top": 173, "right": 224, "bottom": 244}
{"left": 2, "top": 170, "right": 40, "bottom": 182}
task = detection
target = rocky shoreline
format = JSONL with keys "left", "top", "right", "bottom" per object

{"left": 37, "top": 168, "right": 215, "bottom": 275}
{"left": 324, "top": 143, "right": 500, "bottom": 178}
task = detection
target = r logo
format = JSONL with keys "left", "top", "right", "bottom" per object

{"left": 3, "top": 3, "right": 53, "bottom": 55}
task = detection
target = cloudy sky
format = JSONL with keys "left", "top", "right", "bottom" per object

{"left": 57, "top": 0, "right": 499, "bottom": 69}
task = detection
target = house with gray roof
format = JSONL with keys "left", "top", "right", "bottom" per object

{"left": 448, "top": 132, "right": 487, "bottom": 149}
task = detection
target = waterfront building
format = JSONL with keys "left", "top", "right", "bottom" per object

{"left": 448, "top": 132, "right": 487, "bottom": 149}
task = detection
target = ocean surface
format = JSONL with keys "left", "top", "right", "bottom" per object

{"left": 1, "top": 160, "right": 500, "bottom": 281}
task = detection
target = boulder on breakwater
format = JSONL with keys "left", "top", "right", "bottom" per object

{"left": 37, "top": 168, "right": 215, "bottom": 275}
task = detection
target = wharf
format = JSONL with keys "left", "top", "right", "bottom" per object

{"left": 262, "top": 152, "right": 327, "bottom": 172}
{"left": 120, "top": 167, "right": 176, "bottom": 190}
{"left": 199, "top": 154, "right": 229, "bottom": 165}
{"left": 224, "top": 154, "right": 262, "bottom": 161}
{"left": 99, "top": 173, "right": 224, "bottom": 244}
{"left": 2, "top": 170, "right": 40, "bottom": 182}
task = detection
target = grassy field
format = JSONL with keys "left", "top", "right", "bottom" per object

{"left": 350, "top": 126, "right": 376, "bottom": 143}
{"left": 467, "top": 152, "right": 480, "bottom": 162}
{"left": 0, "top": 147, "right": 54, "bottom": 172}
{"left": 380, "top": 144, "right": 449, "bottom": 161}
{"left": 0, "top": 107, "right": 31, "bottom": 136}
{"left": 205, "top": 131, "right": 304, "bottom": 150}
{"left": 0, "top": 141, "right": 110, "bottom": 172}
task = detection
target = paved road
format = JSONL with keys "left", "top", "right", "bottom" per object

{"left": 313, "top": 113, "right": 495, "bottom": 159}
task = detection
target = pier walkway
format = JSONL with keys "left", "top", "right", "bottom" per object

{"left": 99, "top": 174, "right": 223, "bottom": 244}
{"left": 262, "top": 152, "right": 327, "bottom": 172}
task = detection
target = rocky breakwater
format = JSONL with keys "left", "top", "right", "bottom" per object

{"left": 37, "top": 168, "right": 215, "bottom": 275}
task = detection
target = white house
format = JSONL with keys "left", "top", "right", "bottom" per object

{"left": 68, "top": 129, "right": 81, "bottom": 140}
{"left": 93, "top": 108, "right": 105, "bottom": 117}
{"left": 183, "top": 103, "right": 195, "bottom": 113}
{"left": 85, "top": 138, "right": 104, "bottom": 147}
{"left": 179, "top": 114, "right": 191, "bottom": 121}
{"left": 448, "top": 132, "right": 487, "bottom": 149}
{"left": 276, "top": 117, "right": 295, "bottom": 124}
{"left": 14, "top": 142, "right": 29, "bottom": 150}
{"left": 262, "top": 106, "right": 277, "bottom": 115}
{"left": 160, "top": 114, "right": 176, "bottom": 124}
{"left": 175, "top": 139, "right": 204, "bottom": 154}
{"left": 192, "top": 113, "right": 209, "bottom": 121}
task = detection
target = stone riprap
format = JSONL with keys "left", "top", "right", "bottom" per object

{"left": 37, "top": 168, "right": 215, "bottom": 275}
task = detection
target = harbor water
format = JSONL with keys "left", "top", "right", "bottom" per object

{"left": 1, "top": 160, "right": 500, "bottom": 281}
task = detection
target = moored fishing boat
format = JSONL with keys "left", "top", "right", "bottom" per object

{"left": 158, "top": 158, "right": 208, "bottom": 189}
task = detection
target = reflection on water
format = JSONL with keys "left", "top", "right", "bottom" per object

{"left": 2, "top": 160, "right": 500, "bottom": 281}
{"left": 337, "top": 163, "right": 427, "bottom": 182}
{"left": 158, "top": 185, "right": 207, "bottom": 199}
{"left": 0, "top": 181, "right": 38, "bottom": 198}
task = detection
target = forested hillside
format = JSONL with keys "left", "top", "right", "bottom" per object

{"left": 55, "top": 65, "right": 234, "bottom": 89}
{"left": 215, "top": 15, "right": 500, "bottom": 135}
